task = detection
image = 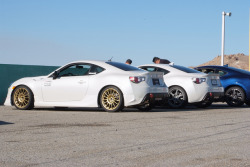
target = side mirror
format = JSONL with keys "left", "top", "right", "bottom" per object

{"left": 52, "top": 71, "right": 59, "bottom": 79}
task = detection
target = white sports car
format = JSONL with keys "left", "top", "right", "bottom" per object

{"left": 139, "top": 64, "right": 224, "bottom": 108}
{"left": 4, "top": 61, "right": 168, "bottom": 112}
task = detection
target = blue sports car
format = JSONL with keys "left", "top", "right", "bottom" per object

{"left": 195, "top": 65, "right": 250, "bottom": 107}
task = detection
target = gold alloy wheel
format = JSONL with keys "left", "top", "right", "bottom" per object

{"left": 101, "top": 88, "right": 121, "bottom": 110}
{"left": 13, "top": 87, "right": 30, "bottom": 109}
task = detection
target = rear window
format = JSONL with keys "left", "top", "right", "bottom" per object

{"left": 140, "top": 66, "right": 170, "bottom": 75}
{"left": 172, "top": 65, "right": 201, "bottom": 73}
{"left": 106, "top": 62, "right": 144, "bottom": 71}
{"left": 196, "top": 68, "right": 227, "bottom": 76}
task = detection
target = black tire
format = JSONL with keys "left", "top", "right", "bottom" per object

{"left": 12, "top": 86, "right": 34, "bottom": 110}
{"left": 100, "top": 86, "right": 124, "bottom": 112}
{"left": 168, "top": 86, "right": 188, "bottom": 109}
{"left": 245, "top": 100, "right": 250, "bottom": 106}
{"left": 225, "top": 86, "right": 245, "bottom": 107}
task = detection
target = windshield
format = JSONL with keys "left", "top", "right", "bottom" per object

{"left": 172, "top": 65, "right": 201, "bottom": 73}
{"left": 106, "top": 62, "right": 144, "bottom": 71}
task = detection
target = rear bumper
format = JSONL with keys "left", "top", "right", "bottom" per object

{"left": 212, "top": 92, "right": 224, "bottom": 99}
{"left": 202, "top": 92, "right": 224, "bottom": 102}
{"left": 140, "top": 93, "right": 169, "bottom": 105}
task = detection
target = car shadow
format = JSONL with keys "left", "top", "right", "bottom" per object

{"left": 122, "top": 102, "right": 250, "bottom": 113}
{"left": 30, "top": 102, "right": 250, "bottom": 113}
{"left": 33, "top": 107, "right": 106, "bottom": 112}
{"left": 0, "top": 121, "right": 14, "bottom": 125}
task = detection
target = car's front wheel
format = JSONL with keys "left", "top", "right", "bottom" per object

{"left": 225, "top": 86, "right": 245, "bottom": 107}
{"left": 12, "top": 86, "right": 34, "bottom": 110}
{"left": 100, "top": 86, "right": 124, "bottom": 112}
{"left": 168, "top": 86, "right": 187, "bottom": 108}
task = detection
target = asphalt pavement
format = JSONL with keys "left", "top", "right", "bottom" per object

{"left": 0, "top": 104, "right": 250, "bottom": 167}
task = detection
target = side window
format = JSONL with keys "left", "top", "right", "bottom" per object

{"left": 200, "top": 68, "right": 214, "bottom": 74}
{"left": 215, "top": 70, "right": 227, "bottom": 77}
{"left": 58, "top": 64, "right": 91, "bottom": 77}
{"left": 207, "top": 69, "right": 215, "bottom": 74}
{"left": 89, "top": 65, "right": 105, "bottom": 74}
{"left": 156, "top": 67, "right": 170, "bottom": 75}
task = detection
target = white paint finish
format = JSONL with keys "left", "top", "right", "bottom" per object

{"left": 4, "top": 61, "right": 168, "bottom": 109}
{"left": 139, "top": 64, "right": 224, "bottom": 103}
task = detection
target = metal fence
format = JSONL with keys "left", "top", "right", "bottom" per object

{"left": 0, "top": 64, "right": 58, "bottom": 105}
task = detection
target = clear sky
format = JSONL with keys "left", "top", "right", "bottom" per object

{"left": 0, "top": 0, "right": 249, "bottom": 67}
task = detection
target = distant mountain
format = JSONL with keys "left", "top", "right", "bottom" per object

{"left": 196, "top": 53, "right": 249, "bottom": 70}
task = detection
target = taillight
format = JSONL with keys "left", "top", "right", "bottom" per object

{"left": 192, "top": 78, "right": 206, "bottom": 84}
{"left": 129, "top": 76, "right": 146, "bottom": 83}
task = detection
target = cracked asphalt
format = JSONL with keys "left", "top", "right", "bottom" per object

{"left": 0, "top": 104, "right": 250, "bottom": 167}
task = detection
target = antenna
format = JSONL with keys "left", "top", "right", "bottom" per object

{"left": 108, "top": 57, "right": 113, "bottom": 61}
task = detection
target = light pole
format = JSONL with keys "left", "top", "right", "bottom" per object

{"left": 221, "top": 11, "right": 231, "bottom": 66}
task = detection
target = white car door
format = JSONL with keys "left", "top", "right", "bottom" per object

{"left": 41, "top": 64, "right": 91, "bottom": 102}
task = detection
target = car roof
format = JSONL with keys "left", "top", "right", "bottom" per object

{"left": 50, "top": 60, "right": 145, "bottom": 76}
{"left": 139, "top": 64, "right": 199, "bottom": 74}
{"left": 196, "top": 65, "right": 224, "bottom": 68}
{"left": 66, "top": 60, "right": 108, "bottom": 66}
{"left": 139, "top": 64, "right": 181, "bottom": 72}
{"left": 139, "top": 64, "right": 176, "bottom": 69}
{"left": 197, "top": 65, "right": 250, "bottom": 75}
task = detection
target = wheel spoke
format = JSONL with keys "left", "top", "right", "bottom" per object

{"left": 225, "top": 87, "right": 245, "bottom": 107}
{"left": 171, "top": 89, "right": 183, "bottom": 105}
{"left": 102, "top": 88, "right": 121, "bottom": 110}
{"left": 13, "top": 88, "right": 30, "bottom": 109}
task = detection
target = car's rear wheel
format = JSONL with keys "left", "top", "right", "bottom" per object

{"left": 12, "top": 86, "right": 34, "bottom": 110}
{"left": 168, "top": 86, "right": 187, "bottom": 108}
{"left": 100, "top": 86, "right": 124, "bottom": 112}
{"left": 225, "top": 86, "right": 245, "bottom": 107}
{"left": 245, "top": 100, "right": 250, "bottom": 106}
